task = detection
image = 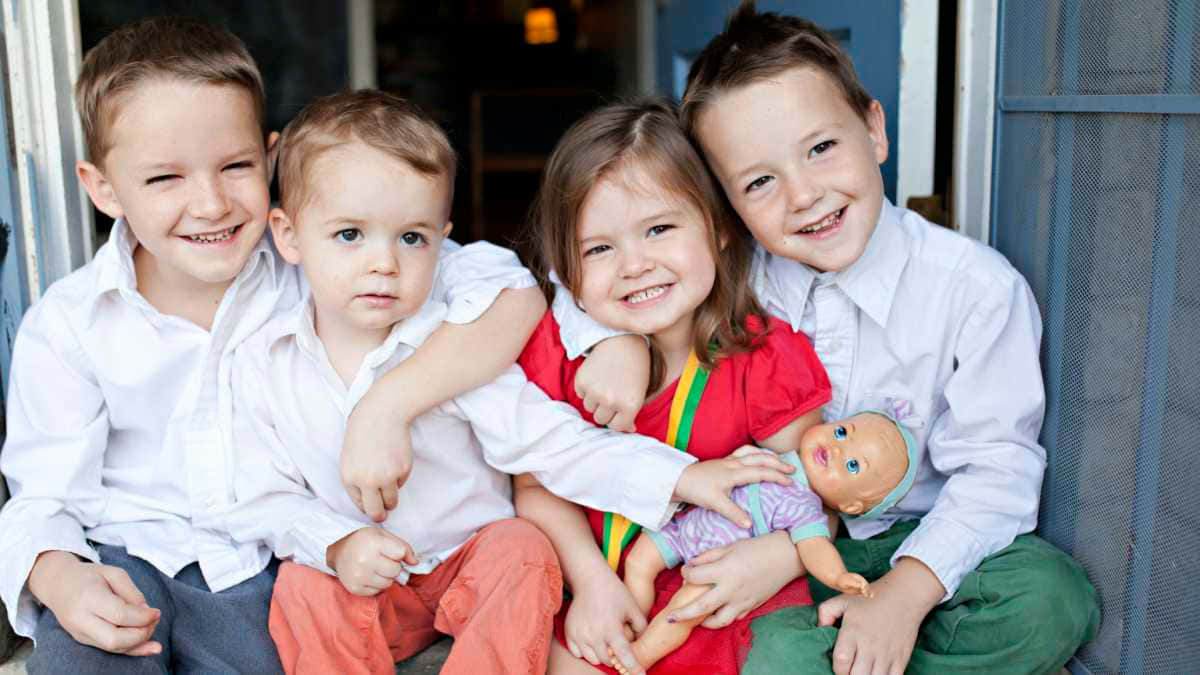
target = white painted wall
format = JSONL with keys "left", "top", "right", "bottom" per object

{"left": 896, "top": 0, "right": 939, "bottom": 210}
{"left": 952, "top": 0, "right": 998, "bottom": 243}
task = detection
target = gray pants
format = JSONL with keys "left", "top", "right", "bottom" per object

{"left": 28, "top": 544, "right": 283, "bottom": 674}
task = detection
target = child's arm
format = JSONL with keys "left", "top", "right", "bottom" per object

{"left": 513, "top": 473, "right": 646, "bottom": 671}
{"left": 0, "top": 299, "right": 164, "bottom": 654}
{"left": 792, "top": 537, "right": 870, "bottom": 596}
{"left": 551, "top": 284, "right": 649, "bottom": 432}
{"left": 341, "top": 241, "right": 545, "bottom": 522}
{"left": 224, "top": 345, "right": 372, "bottom": 576}
{"left": 822, "top": 265, "right": 1044, "bottom": 675}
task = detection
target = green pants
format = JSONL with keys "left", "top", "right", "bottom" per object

{"left": 744, "top": 520, "right": 1099, "bottom": 675}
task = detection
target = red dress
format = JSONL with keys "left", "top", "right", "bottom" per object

{"left": 518, "top": 312, "right": 832, "bottom": 674}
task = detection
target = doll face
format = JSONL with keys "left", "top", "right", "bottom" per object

{"left": 799, "top": 412, "right": 908, "bottom": 515}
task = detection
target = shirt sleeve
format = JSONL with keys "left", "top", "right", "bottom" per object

{"left": 549, "top": 279, "right": 626, "bottom": 359}
{"left": 450, "top": 366, "right": 696, "bottom": 529}
{"left": 890, "top": 271, "right": 1047, "bottom": 600}
{"left": 430, "top": 239, "right": 537, "bottom": 325}
{"left": 745, "top": 319, "right": 833, "bottom": 441}
{"left": 516, "top": 311, "right": 574, "bottom": 401}
{"left": 222, "top": 344, "right": 365, "bottom": 576}
{"left": 0, "top": 299, "right": 106, "bottom": 638}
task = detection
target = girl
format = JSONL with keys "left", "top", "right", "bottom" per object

{"left": 515, "top": 99, "right": 832, "bottom": 675}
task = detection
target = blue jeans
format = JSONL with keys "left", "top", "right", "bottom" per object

{"left": 28, "top": 544, "right": 283, "bottom": 674}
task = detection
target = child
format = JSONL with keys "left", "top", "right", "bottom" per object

{"left": 221, "top": 89, "right": 795, "bottom": 675}
{"left": 617, "top": 410, "right": 917, "bottom": 673}
{"left": 552, "top": 4, "right": 1100, "bottom": 674}
{"left": 515, "top": 99, "right": 831, "bottom": 675}
{"left": 0, "top": 17, "right": 545, "bottom": 673}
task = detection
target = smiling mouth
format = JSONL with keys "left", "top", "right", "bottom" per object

{"left": 183, "top": 225, "right": 240, "bottom": 243}
{"left": 797, "top": 207, "right": 845, "bottom": 235}
{"left": 623, "top": 284, "right": 671, "bottom": 305}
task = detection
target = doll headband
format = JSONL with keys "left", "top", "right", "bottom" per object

{"left": 844, "top": 409, "right": 920, "bottom": 521}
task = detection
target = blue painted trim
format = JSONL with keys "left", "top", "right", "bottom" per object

{"left": 1033, "top": 2, "right": 1080, "bottom": 550}
{"left": 1120, "top": 3, "right": 1191, "bottom": 670}
{"left": 1000, "top": 94, "right": 1200, "bottom": 114}
{"left": 988, "top": 1, "right": 1006, "bottom": 246}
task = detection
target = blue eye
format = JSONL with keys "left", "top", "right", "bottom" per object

{"left": 833, "top": 426, "right": 847, "bottom": 440}
{"left": 845, "top": 458, "right": 860, "bottom": 474}
{"left": 336, "top": 229, "right": 361, "bottom": 243}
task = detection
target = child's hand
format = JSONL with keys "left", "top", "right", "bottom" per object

{"left": 673, "top": 453, "right": 795, "bottom": 528}
{"left": 575, "top": 335, "right": 649, "bottom": 432}
{"left": 672, "top": 532, "right": 803, "bottom": 628}
{"left": 27, "top": 550, "right": 162, "bottom": 656}
{"left": 816, "top": 557, "right": 943, "bottom": 675}
{"left": 327, "top": 527, "right": 418, "bottom": 596}
{"left": 341, "top": 398, "right": 414, "bottom": 522}
{"left": 834, "top": 572, "right": 872, "bottom": 598}
{"left": 564, "top": 571, "right": 648, "bottom": 673}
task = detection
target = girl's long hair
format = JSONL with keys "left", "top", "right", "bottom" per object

{"left": 527, "top": 98, "right": 768, "bottom": 393}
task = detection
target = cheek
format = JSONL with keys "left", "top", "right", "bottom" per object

{"left": 577, "top": 264, "right": 611, "bottom": 307}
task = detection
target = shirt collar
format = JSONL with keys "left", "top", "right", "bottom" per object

{"left": 763, "top": 199, "right": 910, "bottom": 329}
{"left": 833, "top": 200, "right": 909, "bottom": 328}
{"left": 88, "top": 218, "right": 281, "bottom": 316}
{"left": 276, "top": 292, "right": 449, "bottom": 370}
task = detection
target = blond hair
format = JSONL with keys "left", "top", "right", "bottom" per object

{"left": 276, "top": 89, "right": 456, "bottom": 214}
{"left": 75, "top": 16, "right": 266, "bottom": 166}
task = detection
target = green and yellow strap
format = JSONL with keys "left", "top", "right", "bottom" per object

{"left": 601, "top": 349, "right": 710, "bottom": 570}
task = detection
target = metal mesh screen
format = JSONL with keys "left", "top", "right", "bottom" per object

{"left": 994, "top": 3, "right": 1200, "bottom": 672}
{"left": 1000, "top": 1, "right": 1189, "bottom": 97}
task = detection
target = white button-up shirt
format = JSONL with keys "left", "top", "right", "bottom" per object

{"left": 222, "top": 295, "right": 695, "bottom": 582}
{"left": 0, "top": 221, "right": 540, "bottom": 637}
{"left": 554, "top": 202, "right": 1047, "bottom": 598}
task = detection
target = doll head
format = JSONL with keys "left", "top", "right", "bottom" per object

{"left": 798, "top": 411, "right": 919, "bottom": 518}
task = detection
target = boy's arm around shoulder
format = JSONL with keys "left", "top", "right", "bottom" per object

{"left": 340, "top": 240, "right": 545, "bottom": 521}
{"left": 450, "top": 365, "right": 694, "bottom": 531}
{"left": 223, "top": 339, "right": 366, "bottom": 576}
{"left": 0, "top": 295, "right": 109, "bottom": 637}
{"left": 891, "top": 263, "right": 1047, "bottom": 600}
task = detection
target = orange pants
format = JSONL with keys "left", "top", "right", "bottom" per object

{"left": 269, "top": 518, "right": 563, "bottom": 675}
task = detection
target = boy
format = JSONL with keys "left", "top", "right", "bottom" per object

{"left": 554, "top": 3, "right": 1099, "bottom": 674}
{"left": 0, "top": 17, "right": 546, "bottom": 673}
{"left": 222, "top": 89, "right": 798, "bottom": 675}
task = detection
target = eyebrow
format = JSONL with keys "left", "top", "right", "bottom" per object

{"left": 639, "top": 209, "right": 682, "bottom": 224}
{"left": 137, "top": 146, "right": 260, "bottom": 173}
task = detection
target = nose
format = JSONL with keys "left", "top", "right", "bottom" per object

{"left": 188, "top": 175, "right": 231, "bottom": 221}
{"left": 367, "top": 241, "right": 399, "bottom": 275}
{"left": 617, "top": 247, "right": 654, "bottom": 278}
{"left": 785, "top": 169, "right": 824, "bottom": 213}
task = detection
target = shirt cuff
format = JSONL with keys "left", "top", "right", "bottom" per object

{"left": 286, "top": 511, "right": 369, "bottom": 576}
{"left": 619, "top": 449, "right": 695, "bottom": 530}
{"left": 890, "top": 516, "right": 988, "bottom": 601}
{"left": 1, "top": 516, "right": 98, "bottom": 638}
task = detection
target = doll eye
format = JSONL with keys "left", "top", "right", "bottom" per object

{"left": 834, "top": 426, "right": 847, "bottom": 440}
{"left": 845, "top": 458, "right": 860, "bottom": 474}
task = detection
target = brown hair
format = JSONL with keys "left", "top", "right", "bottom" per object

{"left": 528, "top": 98, "right": 768, "bottom": 392}
{"left": 680, "top": 0, "right": 873, "bottom": 134}
{"left": 75, "top": 16, "right": 266, "bottom": 166}
{"left": 275, "top": 89, "right": 456, "bottom": 214}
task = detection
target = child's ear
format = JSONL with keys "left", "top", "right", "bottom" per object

{"left": 269, "top": 207, "right": 302, "bottom": 264}
{"left": 77, "top": 161, "right": 123, "bottom": 220}
{"left": 865, "top": 100, "right": 889, "bottom": 165}
{"left": 840, "top": 500, "right": 865, "bottom": 516}
{"left": 441, "top": 220, "right": 453, "bottom": 239}
{"left": 265, "top": 131, "right": 281, "bottom": 182}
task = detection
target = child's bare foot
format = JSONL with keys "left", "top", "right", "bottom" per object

{"left": 608, "top": 646, "right": 643, "bottom": 675}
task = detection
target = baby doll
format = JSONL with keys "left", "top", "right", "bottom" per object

{"left": 613, "top": 410, "right": 919, "bottom": 673}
